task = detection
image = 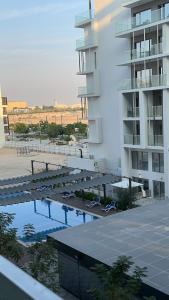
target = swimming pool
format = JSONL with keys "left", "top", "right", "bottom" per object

{"left": 0, "top": 199, "right": 98, "bottom": 242}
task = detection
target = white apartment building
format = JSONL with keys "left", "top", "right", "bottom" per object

{"left": 75, "top": 0, "right": 169, "bottom": 199}
{"left": 0, "top": 91, "right": 8, "bottom": 148}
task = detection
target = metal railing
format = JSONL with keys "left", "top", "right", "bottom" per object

{"left": 121, "top": 74, "right": 167, "bottom": 90}
{"left": 116, "top": 7, "right": 169, "bottom": 34}
{"left": 5, "top": 141, "right": 90, "bottom": 159}
{"left": 148, "top": 106, "right": 163, "bottom": 118}
{"left": 124, "top": 134, "right": 140, "bottom": 145}
{"left": 127, "top": 107, "right": 140, "bottom": 118}
{"left": 75, "top": 10, "right": 93, "bottom": 26}
{"left": 127, "top": 43, "right": 163, "bottom": 61}
{"left": 148, "top": 135, "right": 163, "bottom": 147}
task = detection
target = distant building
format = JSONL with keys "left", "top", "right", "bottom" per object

{"left": 0, "top": 92, "right": 9, "bottom": 147}
{"left": 7, "top": 101, "right": 29, "bottom": 113}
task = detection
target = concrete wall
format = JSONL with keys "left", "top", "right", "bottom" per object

{"left": 87, "top": 0, "right": 130, "bottom": 173}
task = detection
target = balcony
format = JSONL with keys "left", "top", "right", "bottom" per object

{"left": 124, "top": 0, "right": 153, "bottom": 8}
{"left": 148, "top": 106, "right": 163, "bottom": 118}
{"left": 78, "top": 86, "right": 99, "bottom": 98}
{"left": 76, "top": 37, "right": 98, "bottom": 51}
{"left": 127, "top": 43, "right": 163, "bottom": 62}
{"left": 148, "top": 135, "right": 163, "bottom": 147}
{"left": 75, "top": 10, "right": 93, "bottom": 28}
{"left": 2, "top": 97, "right": 7, "bottom": 106}
{"left": 124, "top": 134, "right": 140, "bottom": 145}
{"left": 127, "top": 107, "right": 140, "bottom": 118}
{"left": 121, "top": 74, "right": 167, "bottom": 91}
{"left": 116, "top": 8, "right": 169, "bottom": 35}
{"left": 77, "top": 65, "right": 94, "bottom": 75}
{"left": 3, "top": 116, "right": 8, "bottom": 125}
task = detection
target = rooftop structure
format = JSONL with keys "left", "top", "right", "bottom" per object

{"left": 50, "top": 200, "right": 169, "bottom": 299}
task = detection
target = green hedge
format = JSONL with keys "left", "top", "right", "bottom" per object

{"left": 75, "top": 191, "right": 112, "bottom": 206}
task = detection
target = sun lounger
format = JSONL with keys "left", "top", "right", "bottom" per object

{"left": 62, "top": 192, "right": 74, "bottom": 199}
{"left": 87, "top": 196, "right": 101, "bottom": 208}
{"left": 102, "top": 201, "right": 117, "bottom": 213}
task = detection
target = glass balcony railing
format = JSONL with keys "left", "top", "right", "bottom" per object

{"left": 127, "top": 107, "right": 140, "bottom": 118}
{"left": 116, "top": 8, "right": 169, "bottom": 34}
{"left": 148, "top": 135, "right": 163, "bottom": 147}
{"left": 77, "top": 65, "right": 93, "bottom": 74}
{"left": 148, "top": 106, "right": 163, "bottom": 118}
{"left": 75, "top": 10, "right": 93, "bottom": 26}
{"left": 78, "top": 86, "right": 93, "bottom": 96}
{"left": 127, "top": 43, "right": 163, "bottom": 61}
{"left": 124, "top": 134, "right": 140, "bottom": 145}
{"left": 76, "top": 37, "right": 97, "bottom": 50}
{"left": 121, "top": 74, "right": 167, "bottom": 90}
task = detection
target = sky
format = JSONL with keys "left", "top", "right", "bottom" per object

{"left": 0, "top": 0, "right": 88, "bottom": 105}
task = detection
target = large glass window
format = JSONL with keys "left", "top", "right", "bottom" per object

{"left": 135, "top": 9, "right": 151, "bottom": 26}
{"left": 152, "top": 153, "right": 164, "bottom": 173}
{"left": 153, "top": 181, "right": 165, "bottom": 198}
{"left": 132, "top": 151, "right": 148, "bottom": 171}
{"left": 135, "top": 39, "right": 152, "bottom": 59}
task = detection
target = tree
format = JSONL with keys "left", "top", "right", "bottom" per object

{"left": 0, "top": 213, "right": 22, "bottom": 262}
{"left": 47, "top": 124, "right": 64, "bottom": 138}
{"left": 39, "top": 121, "right": 49, "bottom": 134}
{"left": 24, "top": 241, "right": 59, "bottom": 293}
{"left": 90, "top": 256, "right": 147, "bottom": 300}
{"left": 14, "top": 123, "right": 29, "bottom": 134}
{"left": 74, "top": 122, "right": 87, "bottom": 135}
{"left": 23, "top": 224, "right": 35, "bottom": 240}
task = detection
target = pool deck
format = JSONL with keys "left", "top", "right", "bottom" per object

{"left": 48, "top": 195, "right": 117, "bottom": 217}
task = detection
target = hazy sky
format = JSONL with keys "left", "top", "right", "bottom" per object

{"left": 0, "top": 0, "right": 88, "bottom": 105}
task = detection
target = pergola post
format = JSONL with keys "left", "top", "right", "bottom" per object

{"left": 102, "top": 184, "right": 107, "bottom": 200}
{"left": 46, "top": 163, "right": 49, "bottom": 172}
{"left": 31, "top": 160, "right": 34, "bottom": 175}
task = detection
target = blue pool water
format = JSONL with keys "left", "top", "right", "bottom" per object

{"left": 0, "top": 200, "right": 98, "bottom": 242}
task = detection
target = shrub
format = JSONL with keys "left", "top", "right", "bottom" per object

{"left": 117, "top": 190, "right": 136, "bottom": 211}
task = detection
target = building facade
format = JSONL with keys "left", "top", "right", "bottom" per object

{"left": 0, "top": 91, "right": 8, "bottom": 147}
{"left": 75, "top": 0, "right": 169, "bottom": 198}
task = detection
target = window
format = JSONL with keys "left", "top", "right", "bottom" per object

{"left": 136, "top": 69, "right": 152, "bottom": 80}
{"left": 152, "top": 153, "right": 164, "bottom": 173}
{"left": 153, "top": 181, "right": 165, "bottom": 198}
{"left": 132, "top": 151, "right": 148, "bottom": 171}
{"left": 135, "top": 9, "right": 151, "bottom": 27}
{"left": 135, "top": 39, "right": 152, "bottom": 59}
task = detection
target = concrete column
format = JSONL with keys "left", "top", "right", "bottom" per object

{"left": 162, "top": 24, "right": 169, "bottom": 53}
{"left": 163, "top": 89, "right": 169, "bottom": 199}
{"left": 149, "top": 179, "right": 154, "bottom": 198}
{"left": 139, "top": 91, "right": 147, "bottom": 148}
